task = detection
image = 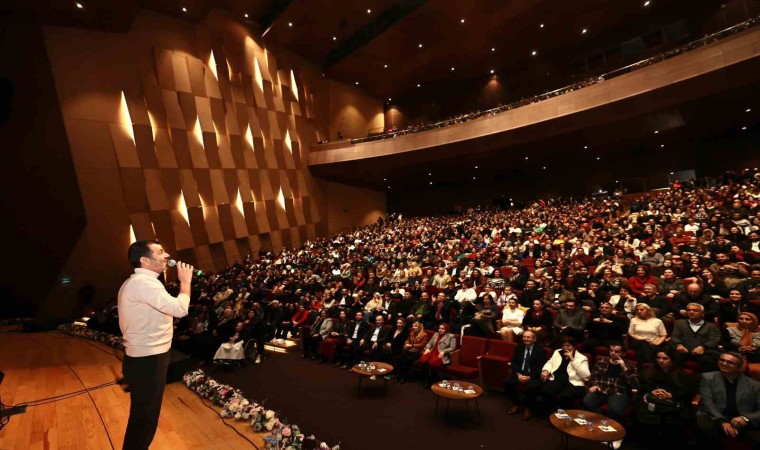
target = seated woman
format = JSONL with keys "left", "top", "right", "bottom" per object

{"left": 725, "top": 312, "right": 760, "bottom": 379}
{"left": 635, "top": 348, "right": 697, "bottom": 446}
{"left": 498, "top": 298, "right": 525, "bottom": 342}
{"left": 212, "top": 321, "right": 248, "bottom": 365}
{"left": 394, "top": 320, "right": 429, "bottom": 384}
{"left": 319, "top": 309, "right": 350, "bottom": 362}
{"left": 382, "top": 317, "right": 409, "bottom": 365}
{"left": 539, "top": 336, "right": 590, "bottom": 411}
{"left": 521, "top": 299, "right": 553, "bottom": 344}
{"left": 627, "top": 303, "right": 667, "bottom": 365}
{"left": 419, "top": 323, "right": 456, "bottom": 388}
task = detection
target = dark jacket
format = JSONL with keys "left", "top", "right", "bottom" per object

{"left": 511, "top": 343, "right": 548, "bottom": 378}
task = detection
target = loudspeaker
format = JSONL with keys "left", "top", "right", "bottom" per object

{"left": 166, "top": 348, "right": 191, "bottom": 384}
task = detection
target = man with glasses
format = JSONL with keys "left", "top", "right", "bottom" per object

{"left": 696, "top": 351, "right": 760, "bottom": 448}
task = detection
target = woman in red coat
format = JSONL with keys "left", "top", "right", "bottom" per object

{"left": 627, "top": 264, "right": 658, "bottom": 296}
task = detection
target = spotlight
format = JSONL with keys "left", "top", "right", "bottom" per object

{"left": 182, "top": 7, "right": 187, "bottom": 12}
{"left": 418, "top": 43, "right": 423, "bottom": 48}
{"left": 451, "top": 67, "right": 455, "bottom": 71}
{"left": 539, "top": 24, "right": 544, "bottom": 28}
{"left": 491, "top": 47, "right": 495, "bottom": 52}
{"left": 288, "top": 22, "right": 293, "bottom": 27}
{"left": 490, "top": 69, "right": 494, "bottom": 74}
{"left": 333, "top": 36, "right": 337, "bottom": 41}
{"left": 76, "top": 2, "right": 84, "bottom": 8}
{"left": 417, "top": 83, "right": 421, "bottom": 87}
{"left": 582, "top": 28, "right": 588, "bottom": 34}
{"left": 461, "top": 19, "right": 465, "bottom": 23}
{"left": 643, "top": 1, "right": 650, "bottom": 6}
{"left": 367, "top": 9, "right": 371, "bottom": 14}
{"left": 531, "top": 50, "right": 537, "bottom": 56}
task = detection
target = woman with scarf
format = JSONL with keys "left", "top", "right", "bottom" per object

{"left": 394, "top": 320, "right": 427, "bottom": 383}
{"left": 419, "top": 323, "right": 456, "bottom": 387}
{"left": 726, "top": 312, "right": 760, "bottom": 379}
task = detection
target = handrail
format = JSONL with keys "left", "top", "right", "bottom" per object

{"left": 336, "top": 16, "right": 758, "bottom": 146}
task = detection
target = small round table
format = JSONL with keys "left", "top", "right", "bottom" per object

{"left": 549, "top": 409, "right": 625, "bottom": 450}
{"left": 351, "top": 362, "right": 393, "bottom": 395}
{"left": 430, "top": 380, "right": 483, "bottom": 423}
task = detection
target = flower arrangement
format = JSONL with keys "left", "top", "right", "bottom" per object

{"left": 57, "top": 323, "right": 125, "bottom": 350}
{"left": 183, "top": 369, "right": 339, "bottom": 450}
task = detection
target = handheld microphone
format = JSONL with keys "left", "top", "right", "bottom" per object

{"left": 167, "top": 259, "right": 203, "bottom": 276}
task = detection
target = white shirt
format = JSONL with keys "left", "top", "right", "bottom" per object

{"left": 118, "top": 268, "right": 190, "bottom": 357}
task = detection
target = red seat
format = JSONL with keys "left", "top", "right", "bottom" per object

{"left": 479, "top": 340, "right": 517, "bottom": 391}
{"left": 318, "top": 337, "right": 342, "bottom": 361}
{"left": 445, "top": 336, "right": 488, "bottom": 380}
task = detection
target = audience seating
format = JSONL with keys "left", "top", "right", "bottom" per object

{"left": 445, "top": 335, "right": 488, "bottom": 381}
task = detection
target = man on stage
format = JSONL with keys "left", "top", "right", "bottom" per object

{"left": 118, "top": 240, "right": 193, "bottom": 450}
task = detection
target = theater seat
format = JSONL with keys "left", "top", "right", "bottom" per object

{"left": 479, "top": 340, "right": 516, "bottom": 391}
{"left": 445, "top": 336, "right": 488, "bottom": 380}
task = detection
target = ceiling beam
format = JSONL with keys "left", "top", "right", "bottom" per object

{"left": 260, "top": 0, "right": 296, "bottom": 36}
{"left": 322, "top": 0, "right": 426, "bottom": 71}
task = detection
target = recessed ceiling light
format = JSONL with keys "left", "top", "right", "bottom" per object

{"left": 76, "top": 2, "right": 84, "bottom": 8}
{"left": 288, "top": 22, "right": 293, "bottom": 27}
{"left": 596, "top": 157, "right": 600, "bottom": 160}
{"left": 355, "top": 81, "right": 359, "bottom": 85}
{"left": 388, "top": 98, "right": 392, "bottom": 102}
{"left": 542, "top": 166, "right": 546, "bottom": 170}
{"left": 387, "top": 186, "right": 391, "bottom": 188}
{"left": 746, "top": 108, "right": 751, "bottom": 112}
{"left": 660, "top": 144, "right": 665, "bottom": 148}
{"left": 615, "top": 180, "right": 619, "bottom": 183}
{"left": 473, "top": 177, "right": 477, "bottom": 180}
{"left": 475, "top": 166, "right": 478, "bottom": 169}
{"left": 491, "top": 47, "right": 496, "bottom": 52}
{"left": 654, "top": 130, "right": 659, "bottom": 134}
{"left": 244, "top": 13, "right": 248, "bottom": 18}
{"left": 417, "top": 83, "right": 421, "bottom": 87}
{"left": 490, "top": 69, "right": 494, "bottom": 74}
{"left": 450, "top": 67, "right": 455, "bottom": 71}
{"left": 333, "top": 36, "right": 337, "bottom": 41}
{"left": 531, "top": 50, "right": 537, "bottom": 56}
{"left": 367, "top": 9, "right": 371, "bottom": 14}
{"left": 418, "top": 43, "right": 423, "bottom": 48}
{"left": 182, "top": 6, "right": 187, "bottom": 12}
{"left": 643, "top": 1, "right": 651, "bottom": 6}
{"left": 429, "top": 181, "right": 433, "bottom": 185}
{"left": 670, "top": 172, "right": 674, "bottom": 175}
{"left": 525, "top": 156, "right": 529, "bottom": 160}
{"left": 540, "top": 24, "right": 544, "bottom": 28}
{"left": 584, "top": 145, "right": 588, "bottom": 149}
{"left": 582, "top": 28, "right": 588, "bottom": 34}
{"left": 384, "top": 64, "right": 388, "bottom": 68}
{"left": 742, "top": 126, "right": 748, "bottom": 130}
{"left": 383, "top": 178, "right": 387, "bottom": 181}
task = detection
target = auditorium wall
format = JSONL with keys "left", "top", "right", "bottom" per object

{"left": 37, "top": 9, "right": 384, "bottom": 315}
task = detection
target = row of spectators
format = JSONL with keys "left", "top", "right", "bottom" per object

{"left": 330, "top": 17, "right": 757, "bottom": 145}
{"left": 83, "top": 166, "right": 760, "bottom": 447}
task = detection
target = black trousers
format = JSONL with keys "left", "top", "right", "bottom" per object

{"left": 504, "top": 373, "right": 543, "bottom": 410}
{"left": 122, "top": 351, "right": 170, "bottom": 450}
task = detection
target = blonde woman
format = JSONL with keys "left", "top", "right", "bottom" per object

{"left": 628, "top": 303, "right": 667, "bottom": 365}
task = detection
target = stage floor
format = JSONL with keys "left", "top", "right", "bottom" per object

{"left": 0, "top": 329, "right": 264, "bottom": 450}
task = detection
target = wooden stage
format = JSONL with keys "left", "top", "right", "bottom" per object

{"left": 0, "top": 329, "right": 265, "bottom": 450}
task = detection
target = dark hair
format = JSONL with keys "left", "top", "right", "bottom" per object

{"left": 128, "top": 240, "right": 161, "bottom": 268}
{"left": 561, "top": 336, "right": 577, "bottom": 347}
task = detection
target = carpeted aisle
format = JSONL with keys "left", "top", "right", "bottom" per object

{"left": 211, "top": 350, "right": 616, "bottom": 450}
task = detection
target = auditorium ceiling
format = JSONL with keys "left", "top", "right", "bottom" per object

{"left": 6, "top": 0, "right": 734, "bottom": 101}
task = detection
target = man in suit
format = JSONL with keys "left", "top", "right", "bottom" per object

{"left": 505, "top": 330, "right": 548, "bottom": 420}
{"left": 696, "top": 351, "right": 760, "bottom": 448}
{"left": 671, "top": 302, "right": 721, "bottom": 371}
{"left": 359, "top": 314, "right": 392, "bottom": 363}
{"left": 302, "top": 309, "right": 333, "bottom": 359}
{"left": 339, "top": 310, "right": 369, "bottom": 368}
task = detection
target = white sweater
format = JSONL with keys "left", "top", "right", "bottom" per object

{"left": 542, "top": 349, "right": 591, "bottom": 387}
{"left": 118, "top": 268, "right": 190, "bottom": 357}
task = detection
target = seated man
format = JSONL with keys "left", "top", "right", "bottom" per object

{"left": 505, "top": 330, "right": 548, "bottom": 420}
{"left": 671, "top": 303, "right": 721, "bottom": 371}
{"left": 696, "top": 351, "right": 760, "bottom": 448}
{"left": 583, "top": 343, "right": 639, "bottom": 424}
{"left": 670, "top": 283, "right": 719, "bottom": 321}
{"left": 552, "top": 300, "right": 588, "bottom": 343}
{"left": 583, "top": 302, "right": 628, "bottom": 351}
{"left": 338, "top": 310, "right": 369, "bottom": 368}
{"left": 638, "top": 283, "right": 669, "bottom": 318}
{"left": 543, "top": 279, "right": 575, "bottom": 309}
{"left": 302, "top": 309, "right": 333, "bottom": 360}
{"left": 359, "top": 314, "right": 392, "bottom": 363}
